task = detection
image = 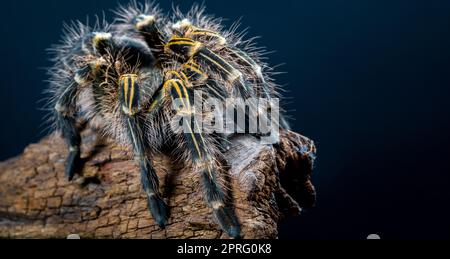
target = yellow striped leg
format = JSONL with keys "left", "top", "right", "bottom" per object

{"left": 162, "top": 76, "right": 241, "bottom": 238}
{"left": 164, "top": 37, "right": 253, "bottom": 98}
{"left": 118, "top": 74, "right": 169, "bottom": 226}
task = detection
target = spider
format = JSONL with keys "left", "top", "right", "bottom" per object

{"left": 46, "top": 1, "right": 289, "bottom": 239}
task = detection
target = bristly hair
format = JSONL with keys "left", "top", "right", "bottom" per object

{"left": 48, "top": 15, "right": 111, "bottom": 60}
{"left": 42, "top": 1, "right": 291, "bottom": 238}
{"left": 113, "top": 0, "right": 163, "bottom": 24}
{"left": 112, "top": 0, "right": 171, "bottom": 38}
{"left": 171, "top": 3, "right": 223, "bottom": 33}
{"left": 169, "top": 3, "right": 277, "bottom": 84}
{"left": 43, "top": 17, "right": 112, "bottom": 134}
{"left": 44, "top": 2, "right": 286, "bottom": 136}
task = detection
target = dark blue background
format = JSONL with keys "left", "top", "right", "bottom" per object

{"left": 1, "top": 0, "right": 449, "bottom": 239}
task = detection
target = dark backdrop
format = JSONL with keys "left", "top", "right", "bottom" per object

{"left": 0, "top": 0, "right": 449, "bottom": 239}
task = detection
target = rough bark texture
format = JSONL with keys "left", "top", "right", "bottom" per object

{"left": 0, "top": 129, "right": 316, "bottom": 239}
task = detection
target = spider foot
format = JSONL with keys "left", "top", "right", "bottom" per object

{"left": 65, "top": 147, "right": 81, "bottom": 181}
{"left": 147, "top": 195, "right": 169, "bottom": 227}
{"left": 213, "top": 206, "right": 241, "bottom": 239}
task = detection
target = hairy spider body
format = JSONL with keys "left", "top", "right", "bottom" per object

{"left": 46, "top": 1, "right": 289, "bottom": 238}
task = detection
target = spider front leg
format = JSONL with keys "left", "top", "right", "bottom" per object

{"left": 56, "top": 53, "right": 106, "bottom": 181}
{"left": 184, "top": 130, "right": 241, "bottom": 239}
{"left": 165, "top": 77, "right": 241, "bottom": 238}
{"left": 118, "top": 74, "right": 169, "bottom": 227}
{"left": 54, "top": 80, "right": 81, "bottom": 181}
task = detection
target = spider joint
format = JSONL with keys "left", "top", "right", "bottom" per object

{"left": 172, "top": 19, "right": 192, "bottom": 31}
{"left": 69, "top": 146, "right": 79, "bottom": 152}
{"left": 92, "top": 32, "right": 113, "bottom": 50}
{"left": 135, "top": 15, "right": 156, "bottom": 30}
{"left": 211, "top": 201, "right": 224, "bottom": 210}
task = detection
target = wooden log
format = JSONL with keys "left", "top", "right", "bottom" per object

{"left": 0, "top": 129, "right": 316, "bottom": 239}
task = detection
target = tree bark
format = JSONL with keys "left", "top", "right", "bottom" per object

{"left": 0, "top": 129, "right": 316, "bottom": 239}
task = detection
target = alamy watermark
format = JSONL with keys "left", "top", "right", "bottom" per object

{"left": 169, "top": 90, "right": 280, "bottom": 144}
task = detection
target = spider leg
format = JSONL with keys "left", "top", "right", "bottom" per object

{"left": 163, "top": 75, "right": 241, "bottom": 238}
{"left": 118, "top": 74, "right": 169, "bottom": 227}
{"left": 57, "top": 60, "right": 107, "bottom": 181}
{"left": 145, "top": 59, "right": 228, "bottom": 114}
{"left": 54, "top": 80, "right": 81, "bottom": 181}
{"left": 180, "top": 25, "right": 263, "bottom": 96}
{"left": 225, "top": 47, "right": 291, "bottom": 130}
{"left": 91, "top": 32, "right": 155, "bottom": 68}
{"left": 165, "top": 37, "right": 254, "bottom": 98}
{"left": 180, "top": 26, "right": 291, "bottom": 130}
{"left": 180, "top": 58, "right": 256, "bottom": 135}
{"left": 184, "top": 27, "right": 227, "bottom": 46}
{"left": 133, "top": 15, "right": 166, "bottom": 60}
{"left": 165, "top": 39, "right": 265, "bottom": 137}
{"left": 173, "top": 20, "right": 227, "bottom": 46}
{"left": 54, "top": 33, "right": 112, "bottom": 181}
{"left": 181, "top": 59, "right": 229, "bottom": 100}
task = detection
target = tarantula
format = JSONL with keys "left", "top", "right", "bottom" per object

{"left": 47, "top": 1, "right": 288, "bottom": 238}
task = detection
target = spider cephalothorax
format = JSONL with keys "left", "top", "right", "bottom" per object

{"left": 47, "top": 1, "right": 289, "bottom": 238}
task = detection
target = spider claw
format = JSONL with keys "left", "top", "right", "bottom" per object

{"left": 65, "top": 148, "right": 80, "bottom": 181}
{"left": 147, "top": 195, "right": 169, "bottom": 227}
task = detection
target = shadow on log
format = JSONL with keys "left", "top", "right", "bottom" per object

{"left": 0, "top": 129, "right": 316, "bottom": 239}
